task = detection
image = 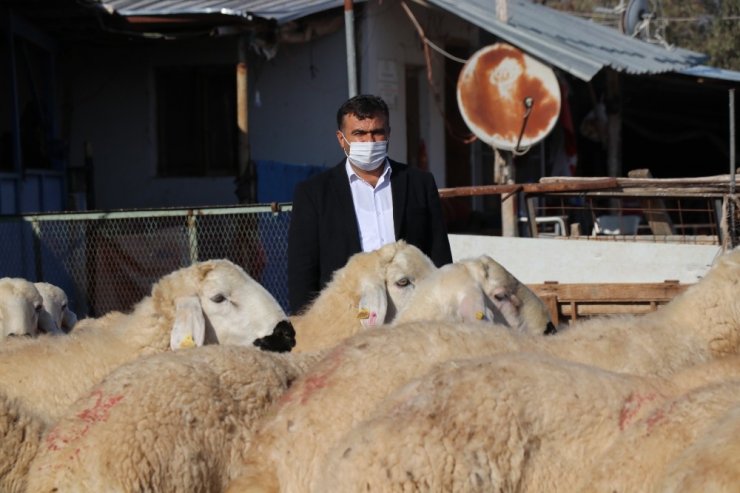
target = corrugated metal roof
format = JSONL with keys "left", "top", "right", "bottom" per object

{"left": 96, "top": 0, "right": 708, "bottom": 81}
{"left": 96, "top": 0, "right": 349, "bottom": 24}
{"left": 680, "top": 65, "right": 740, "bottom": 83}
{"left": 426, "top": 0, "right": 707, "bottom": 81}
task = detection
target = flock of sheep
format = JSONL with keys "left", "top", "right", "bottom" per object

{"left": 0, "top": 240, "right": 739, "bottom": 492}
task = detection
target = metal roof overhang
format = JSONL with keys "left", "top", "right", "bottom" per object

{"left": 95, "top": 0, "right": 351, "bottom": 25}
{"left": 94, "top": 0, "right": 711, "bottom": 82}
{"left": 424, "top": 0, "right": 708, "bottom": 82}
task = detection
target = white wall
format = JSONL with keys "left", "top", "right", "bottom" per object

{"left": 450, "top": 234, "right": 722, "bottom": 284}
{"left": 359, "top": 2, "right": 477, "bottom": 187}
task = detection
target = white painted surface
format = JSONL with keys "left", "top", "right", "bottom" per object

{"left": 450, "top": 234, "right": 722, "bottom": 284}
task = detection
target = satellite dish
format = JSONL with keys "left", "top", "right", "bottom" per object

{"left": 620, "top": 0, "right": 652, "bottom": 38}
{"left": 457, "top": 43, "right": 561, "bottom": 152}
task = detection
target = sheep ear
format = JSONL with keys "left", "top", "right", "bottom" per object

{"left": 457, "top": 286, "right": 494, "bottom": 323}
{"left": 357, "top": 283, "right": 388, "bottom": 328}
{"left": 170, "top": 296, "right": 205, "bottom": 350}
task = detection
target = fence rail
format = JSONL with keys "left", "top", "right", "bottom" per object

{"left": 0, "top": 204, "right": 293, "bottom": 318}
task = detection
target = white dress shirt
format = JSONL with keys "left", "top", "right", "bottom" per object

{"left": 345, "top": 159, "right": 396, "bottom": 252}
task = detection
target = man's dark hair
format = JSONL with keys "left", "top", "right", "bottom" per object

{"left": 336, "top": 94, "right": 389, "bottom": 129}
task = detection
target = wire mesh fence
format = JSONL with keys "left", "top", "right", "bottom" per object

{"left": 0, "top": 204, "right": 292, "bottom": 318}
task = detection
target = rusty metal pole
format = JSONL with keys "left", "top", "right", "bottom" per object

{"left": 344, "top": 0, "right": 358, "bottom": 97}
{"left": 494, "top": 0, "right": 518, "bottom": 237}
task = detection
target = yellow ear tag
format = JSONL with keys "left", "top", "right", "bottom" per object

{"left": 179, "top": 335, "right": 196, "bottom": 349}
{"left": 357, "top": 308, "right": 370, "bottom": 319}
{"left": 475, "top": 311, "right": 485, "bottom": 320}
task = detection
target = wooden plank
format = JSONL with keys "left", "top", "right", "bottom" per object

{"left": 529, "top": 282, "right": 689, "bottom": 302}
{"left": 528, "top": 281, "right": 691, "bottom": 322}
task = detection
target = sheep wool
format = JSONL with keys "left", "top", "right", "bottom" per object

{"left": 0, "top": 391, "right": 45, "bottom": 493}
{"left": 226, "top": 246, "right": 740, "bottom": 492}
{"left": 26, "top": 346, "right": 325, "bottom": 493}
{"left": 315, "top": 353, "right": 740, "bottom": 493}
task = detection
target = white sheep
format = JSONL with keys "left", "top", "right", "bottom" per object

{"left": 0, "top": 390, "right": 45, "bottom": 493}
{"left": 656, "top": 402, "right": 740, "bottom": 492}
{"left": 573, "top": 361, "right": 740, "bottom": 493}
{"left": 225, "top": 246, "right": 740, "bottom": 493}
{"left": 26, "top": 345, "right": 324, "bottom": 493}
{"left": 34, "top": 282, "right": 78, "bottom": 335}
{"left": 313, "top": 354, "right": 740, "bottom": 493}
{"left": 394, "top": 255, "right": 556, "bottom": 335}
{"left": 23, "top": 251, "right": 543, "bottom": 492}
{"left": 290, "top": 240, "right": 436, "bottom": 352}
{"left": 0, "top": 277, "right": 43, "bottom": 339}
{"left": 0, "top": 258, "right": 294, "bottom": 427}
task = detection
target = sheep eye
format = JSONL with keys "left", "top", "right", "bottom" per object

{"left": 35, "top": 304, "right": 43, "bottom": 313}
{"left": 210, "top": 294, "right": 226, "bottom": 303}
{"left": 494, "top": 292, "right": 508, "bottom": 302}
{"left": 395, "top": 278, "right": 411, "bottom": 288}
{"left": 61, "top": 304, "right": 67, "bottom": 311}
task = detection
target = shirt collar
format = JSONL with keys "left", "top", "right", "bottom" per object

{"left": 345, "top": 159, "right": 392, "bottom": 184}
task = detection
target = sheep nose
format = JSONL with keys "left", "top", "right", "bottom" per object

{"left": 252, "top": 320, "right": 296, "bottom": 353}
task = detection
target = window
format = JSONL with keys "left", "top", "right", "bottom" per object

{"left": 156, "top": 66, "right": 238, "bottom": 177}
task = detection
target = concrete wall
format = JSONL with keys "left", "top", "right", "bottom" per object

{"left": 450, "top": 234, "right": 722, "bottom": 284}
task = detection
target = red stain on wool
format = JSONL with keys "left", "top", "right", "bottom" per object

{"left": 278, "top": 347, "right": 345, "bottom": 407}
{"left": 76, "top": 390, "right": 124, "bottom": 423}
{"left": 44, "top": 390, "right": 124, "bottom": 452}
{"left": 645, "top": 401, "right": 677, "bottom": 432}
{"left": 619, "top": 392, "right": 659, "bottom": 431}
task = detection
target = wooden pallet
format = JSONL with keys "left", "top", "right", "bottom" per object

{"left": 528, "top": 281, "right": 690, "bottom": 326}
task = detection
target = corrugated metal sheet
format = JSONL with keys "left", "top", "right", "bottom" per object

{"left": 97, "top": 0, "right": 349, "bottom": 24}
{"left": 96, "top": 0, "right": 709, "bottom": 81}
{"left": 426, "top": 0, "right": 707, "bottom": 81}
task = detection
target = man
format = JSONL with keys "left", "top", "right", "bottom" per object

{"left": 287, "top": 94, "right": 452, "bottom": 314}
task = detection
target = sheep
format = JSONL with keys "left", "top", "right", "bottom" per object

{"left": 290, "top": 240, "right": 436, "bottom": 352}
{"left": 26, "top": 346, "right": 325, "bottom": 493}
{"left": 311, "top": 354, "right": 740, "bottom": 493}
{"left": 0, "top": 277, "right": 43, "bottom": 339}
{"left": 224, "top": 246, "right": 740, "bottom": 493}
{"left": 572, "top": 363, "right": 740, "bottom": 493}
{"left": 656, "top": 403, "right": 740, "bottom": 492}
{"left": 34, "top": 282, "right": 78, "bottom": 335}
{"left": 393, "top": 255, "right": 556, "bottom": 335}
{"left": 0, "top": 390, "right": 45, "bottom": 493}
{"left": 23, "top": 253, "right": 543, "bottom": 492}
{"left": 0, "top": 258, "right": 295, "bottom": 427}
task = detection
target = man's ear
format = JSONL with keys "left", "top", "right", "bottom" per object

{"left": 336, "top": 130, "right": 347, "bottom": 151}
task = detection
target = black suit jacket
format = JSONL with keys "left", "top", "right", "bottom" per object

{"left": 287, "top": 159, "right": 452, "bottom": 314}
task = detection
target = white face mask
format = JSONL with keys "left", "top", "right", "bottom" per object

{"left": 341, "top": 133, "right": 388, "bottom": 171}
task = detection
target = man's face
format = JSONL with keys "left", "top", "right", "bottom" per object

{"left": 336, "top": 112, "right": 390, "bottom": 153}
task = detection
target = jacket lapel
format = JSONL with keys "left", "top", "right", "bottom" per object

{"left": 330, "top": 162, "right": 362, "bottom": 252}
{"left": 390, "top": 160, "right": 407, "bottom": 238}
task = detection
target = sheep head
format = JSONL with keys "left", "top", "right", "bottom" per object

{"left": 34, "top": 282, "right": 74, "bottom": 335}
{"left": 0, "top": 278, "right": 43, "bottom": 339}
{"left": 150, "top": 259, "right": 294, "bottom": 352}
{"left": 346, "top": 241, "right": 436, "bottom": 328}
{"left": 392, "top": 255, "right": 554, "bottom": 334}
{"left": 459, "top": 255, "right": 555, "bottom": 335}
